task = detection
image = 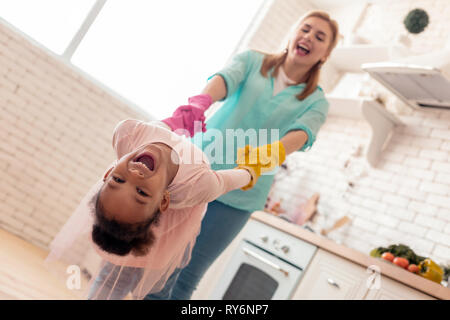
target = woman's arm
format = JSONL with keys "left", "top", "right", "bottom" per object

{"left": 280, "top": 130, "right": 308, "bottom": 156}
{"left": 201, "top": 50, "right": 250, "bottom": 103}
{"left": 201, "top": 75, "right": 227, "bottom": 103}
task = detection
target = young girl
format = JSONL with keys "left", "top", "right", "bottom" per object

{"left": 46, "top": 117, "right": 257, "bottom": 300}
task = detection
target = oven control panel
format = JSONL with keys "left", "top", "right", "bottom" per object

{"left": 243, "top": 219, "right": 317, "bottom": 269}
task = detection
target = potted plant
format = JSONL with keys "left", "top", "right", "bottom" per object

{"left": 397, "top": 8, "right": 429, "bottom": 47}
{"left": 404, "top": 8, "right": 429, "bottom": 34}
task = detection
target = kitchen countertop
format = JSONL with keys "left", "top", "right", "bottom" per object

{"left": 251, "top": 211, "right": 450, "bottom": 300}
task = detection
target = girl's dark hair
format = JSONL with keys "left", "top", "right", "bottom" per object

{"left": 90, "top": 189, "right": 162, "bottom": 257}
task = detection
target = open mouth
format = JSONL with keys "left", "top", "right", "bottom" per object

{"left": 296, "top": 43, "right": 310, "bottom": 55}
{"left": 134, "top": 154, "right": 155, "bottom": 171}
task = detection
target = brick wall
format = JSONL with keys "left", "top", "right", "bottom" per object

{"left": 0, "top": 19, "right": 151, "bottom": 253}
{"left": 252, "top": 0, "right": 450, "bottom": 264}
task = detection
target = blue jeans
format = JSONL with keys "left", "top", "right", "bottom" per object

{"left": 88, "top": 262, "right": 144, "bottom": 300}
{"left": 144, "top": 200, "right": 252, "bottom": 300}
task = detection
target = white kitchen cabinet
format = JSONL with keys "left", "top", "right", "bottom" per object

{"left": 329, "top": 44, "right": 411, "bottom": 73}
{"left": 364, "top": 275, "right": 435, "bottom": 300}
{"left": 292, "top": 249, "right": 369, "bottom": 300}
{"left": 292, "top": 248, "right": 436, "bottom": 300}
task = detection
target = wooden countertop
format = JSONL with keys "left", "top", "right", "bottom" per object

{"left": 251, "top": 211, "right": 450, "bottom": 300}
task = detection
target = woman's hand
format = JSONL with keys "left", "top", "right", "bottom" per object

{"left": 235, "top": 141, "right": 286, "bottom": 190}
{"left": 162, "top": 94, "right": 213, "bottom": 137}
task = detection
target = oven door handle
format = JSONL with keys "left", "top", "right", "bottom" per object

{"left": 242, "top": 247, "right": 289, "bottom": 277}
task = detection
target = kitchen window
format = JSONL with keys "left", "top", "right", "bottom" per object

{"left": 0, "top": 0, "right": 96, "bottom": 54}
{"left": 0, "top": 0, "right": 266, "bottom": 119}
{"left": 71, "top": 0, "right": 265, "bottom": 119}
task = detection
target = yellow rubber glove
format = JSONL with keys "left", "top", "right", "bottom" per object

{"left": 234, "top": 162, "right": 260, "bottom": 191}
{"left": 236, "top": 141, "right": 286, "bottom": 190}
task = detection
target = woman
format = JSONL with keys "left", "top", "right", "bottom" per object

{"left": 147, "top": 10, "right": 339, "bottom": 300}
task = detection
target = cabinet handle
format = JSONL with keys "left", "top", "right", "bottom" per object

{"left": 327, "top": 278, "right": 340, "bottom": 289}
{"left": 242, "top": 247, "right": 289, "bottom": 277}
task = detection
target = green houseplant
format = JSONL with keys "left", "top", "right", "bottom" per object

{"left": 403, "top": 8, "right": 429, "bottom": 34}
{"left": 397, "top": 8, "right": 429, "bottom": 47}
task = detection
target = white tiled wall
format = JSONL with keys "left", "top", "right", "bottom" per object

{"left": 253, "top": 0, "right": 450, "bottom": 265}
{"left": 0, "top": 19, "right": 151, "bottom": 251}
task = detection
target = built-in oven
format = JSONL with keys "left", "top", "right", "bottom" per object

{"left": 210, "top": 219, "right": 317, "bottom": 300}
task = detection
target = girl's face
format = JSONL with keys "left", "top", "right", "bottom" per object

{"left": 287, "top": 16, "right": 333, "bottom": 68}
{"left": 98, "top": 143, "right": 173, "bottom": 224}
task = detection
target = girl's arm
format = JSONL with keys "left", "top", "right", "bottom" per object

{"left": 185, "top": 131, "right": 307, "bottom": 205}
{"left": 187, "top": 168, "right": 252, "bottom": 205}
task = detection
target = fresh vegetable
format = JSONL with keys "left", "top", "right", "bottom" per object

{"left": 369, "top": 244, "right": 426, "bottom": 265}
{"left": 442, "top": 265, "right": 450, "bottom": 281}
{"left": 370, "top": 247, "right": 384, "bottom": 258}
{"left": 369, "top": 245, "right": 446, "bottom": 285}
{"left": 393, "top": 257, "right": 409, "bottom": 269}
{"left": 418, "top": 259, "right": 444, "bottom": 284}
{"left": 387, "top": 244, "right": 426, "bottom": 265}
{"left": 407, "top": 264, "right": 419, "bottom": 274}
{"left": 381, "top": 252, "right": 394, "bottom": 262}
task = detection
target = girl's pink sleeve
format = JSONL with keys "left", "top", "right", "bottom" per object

{"left": 112, "top": 119, "right": 138, "bottom": 159}
{"left": 186, "top": 168, "right": 251, "bottom": 205}
{"left": 111, "top": 119, "right": 164, "bottom": 159}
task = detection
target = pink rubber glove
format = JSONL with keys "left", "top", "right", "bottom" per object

{"left": 187, "top": 94, "right": 213, "bottom": 112}
{"left": 162, "top": 94, "right": 213, "bottom": 137}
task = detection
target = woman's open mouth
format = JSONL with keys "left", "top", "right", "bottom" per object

{"left": 134, "top": 153, "right": 155, "bottom": 171}
{"left": 296, "top": 43, "right": 310, "bottom": 56}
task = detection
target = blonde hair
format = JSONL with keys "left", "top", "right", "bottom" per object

{"left": 260, "top": 10, "right": 339, "bottom": 100}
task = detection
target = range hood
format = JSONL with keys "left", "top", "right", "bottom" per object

{"left": 362, "top": 49, "right": 450, "bottom": 110}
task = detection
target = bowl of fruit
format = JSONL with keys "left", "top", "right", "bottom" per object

{"left": 370, "top": 244, "right": 444, "bottom": 284}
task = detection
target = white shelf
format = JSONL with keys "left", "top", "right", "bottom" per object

{"left": 329, "top": 44, "right": 411, "bottom": 73}
{"left": 326, "top": 95, "right": 403, "bottom": 167}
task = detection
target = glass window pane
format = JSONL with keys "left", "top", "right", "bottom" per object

{"left": 0, "top": 0, "right": 96, "bottom": 54}
{"left": 72, "top": 0, "right": 264, "bottom": 119}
